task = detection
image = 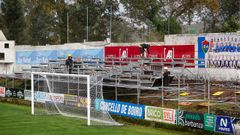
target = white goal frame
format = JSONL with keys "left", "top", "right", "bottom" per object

{"left": 31, "top": 72, "right": 91, "bottom": 125}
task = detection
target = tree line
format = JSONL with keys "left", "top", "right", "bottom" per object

{"left": 0, "top": 0, "right": 239, "bottom": 45}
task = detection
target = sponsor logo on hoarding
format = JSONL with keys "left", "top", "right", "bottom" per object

{"left": 145, "top": 106, "right": 176, "bottom": 124}
{"left": 64, "top": 94, "right": 78, "bottom": 106}
{"left": 24, "top": 90, "right": 31, "bottom": 101}
{"left": 121, "top": 50, "right": 128, "bottom": 59}
{"left": 64, "top": 95, "right": 88, "bottom": 108}
{"left": 5, "top": 89, "right": 12, "bottom": 97}
{"left": 215, "top": 116, "right": 234, "bottom": 134}
{"left": 177, "top": 110, "right": 204, "bottom": 129}
{"left": 163, "top": 108, "right": 175, "bottom": 124}
{"left": 204, "top": 113, "right": 215, "bottom": 132}
{"left": 77, "top": 96, "right": 88, "bottom": 108}
{"left": 198, "top": 37, "right": 206, "bottom": 68}
{"left": 201, "top": 40, "right": 209, "bottom": 54}
{"left": 166, "top": 50, "right": 173, "bottom": 59}
{"left": 145, "top": 106, "right": 163, "bottom": 122}
{"left": 49, "top": 93, "right": 64, "bottom": 103}
{"left": 0, "top": 87, "right": 5, "bottom": 97}
{"left": 233, "top": 118, "right": 240, "bottom": 135}
{"left": 11, "top": 89, "right": 17, "bottom": 98}
{"left": 17, "top": 90, "right": 24, "bottom": 99}
{"left": 95, "top": 99, "right": 145, "bottom": 119}
{"left": 34, "top": 91, "right": 48, "bottom": 103}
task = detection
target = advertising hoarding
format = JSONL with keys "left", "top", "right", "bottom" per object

{"left": 0, "top": 87, "right": 5, "bottom": 97}
{"left": 177, "top": 110, "right": 204, "bottom": 129}
{"left": 145, "top": 106, "right": 176, "bottom": 124}
{"left": 95, "top": 99, "right": 145, "bottom": 119}
{"left": 204, "top": 113, "right": 215, "bottom": 132}
{"left": 215, "top": 115, "right": 234, "bottom": 134}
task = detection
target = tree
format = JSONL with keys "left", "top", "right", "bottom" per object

{"left": 63, "top": 0, "right": 119, "bottom": 42}
{"left": 120, "top": 0, "right": 182, "bottom": 38}
{"left": 1, "top": 0, "right": 29, "bottom": 44}
{"left": 0, "top": 13, "right": 9, "bottom": 37}
{"left": 55, "top": 0, "right": 68, "bottom": 44}
{"left": 25, "top": 0, "right": 59, "bottom": 45}
{"left": 219, "top": 0, "right": 240, "bottom": 32}
{"left": 221, "top": 16, "right": 240, "bottom": 32}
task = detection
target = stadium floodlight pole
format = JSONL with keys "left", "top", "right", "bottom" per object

{"left": 167, "top": 0, "right": 170, "bottom": 35}
{"left": 110, "top": 5, "right": 112, "bottom": 43}
{"left": 86, "top": 7, "right": 89, "bottom": 42}
{"left": 31, "top": 73, "right": 34, "bottom": 115}
{"left": 67, "top": 12, "right": 69, "bottom": 43}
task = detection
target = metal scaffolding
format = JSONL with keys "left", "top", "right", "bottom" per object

{"left": 1, "top": 57, "right": 240, "bottom": 113}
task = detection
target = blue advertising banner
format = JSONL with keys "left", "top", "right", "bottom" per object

{"left": 95, "top": 99, "right": 145, "bottom": 119}
{"left": 34, "top": 91, "right": 48, "bottom": 103}
{"left": 79, "top": 49, "right": 103, "bottom": 60}
{"left": 16, "top": 49, "right": 104, "bottom": 64}
{"left": 16, "top": 50, "right": 57, "bottom": 64}
{"left": 57, "top": 49, "right": 80, "bottom": 60}
{"left": 198, "top": 37, "right": 206, "bottom": 68}
{"left": 215, "top": 115, "right": 234, "bottom": 134}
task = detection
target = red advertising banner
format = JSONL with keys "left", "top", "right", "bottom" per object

{"left": 104, "top": 45, "right": 195, "bottom": 67}
{"left": 163, "top": 108, "right": 176, "bottom": 124}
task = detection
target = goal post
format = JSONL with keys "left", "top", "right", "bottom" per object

{"left": 31, "top": 72, "right": 119, "bottom": 126}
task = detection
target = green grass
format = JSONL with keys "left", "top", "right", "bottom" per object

{"left": 0, "top": 103, "right": 193, "bottom": 135}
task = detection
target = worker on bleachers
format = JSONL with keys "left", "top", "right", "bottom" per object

{"left": 163, "top": 67, "right": 171, "bottom": 86}
{"left": 66, "top": 54, "right": 73, "bottom": 74}
{"left": 139, "top": 43, "right": 150, "bottom": 58}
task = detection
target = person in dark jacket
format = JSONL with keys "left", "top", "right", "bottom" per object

{"left": 66, "top": 54, "right": 73, "bottom": 74}
{"left": 139, "top": 43, "right": 150, "bottom": 58}
{"left": 163, "top": 67, "right": 171, "bottom": 86}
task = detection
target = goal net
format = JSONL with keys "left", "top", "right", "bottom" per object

{"left": 31, "top": 72, "right": 120, "bottom": 126}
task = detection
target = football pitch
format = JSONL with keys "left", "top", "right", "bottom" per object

{"left": 0, "top": 103, "right": 194, "bottom": 135}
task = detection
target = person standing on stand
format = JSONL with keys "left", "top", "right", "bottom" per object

{"left": 139, "top": 43, "right": 150, "bottom": 58}
{"left": 163, "top": 67, "right": 171, "bottom": 86}
{"left": 66, "top": 54, "right": 73, "bottom": 74}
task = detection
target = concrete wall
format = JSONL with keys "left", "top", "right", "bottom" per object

{"left": 15, "top": 43, "right": 103, "bottom": 51}
{"left": 164, "top": 34, "right": 197, "bottom": 45}
{"left": 108, "top": 42, "right": 164, "bottom": 46}
{"left": 0, "top": 40, "right": 15, "bottom": 74}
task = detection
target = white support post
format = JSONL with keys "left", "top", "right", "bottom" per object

{"left": 31, "top": 73, "right": 34, "bottom": 115}
{"left": 87, "top": 75, "right": 91, "bottom": 126}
